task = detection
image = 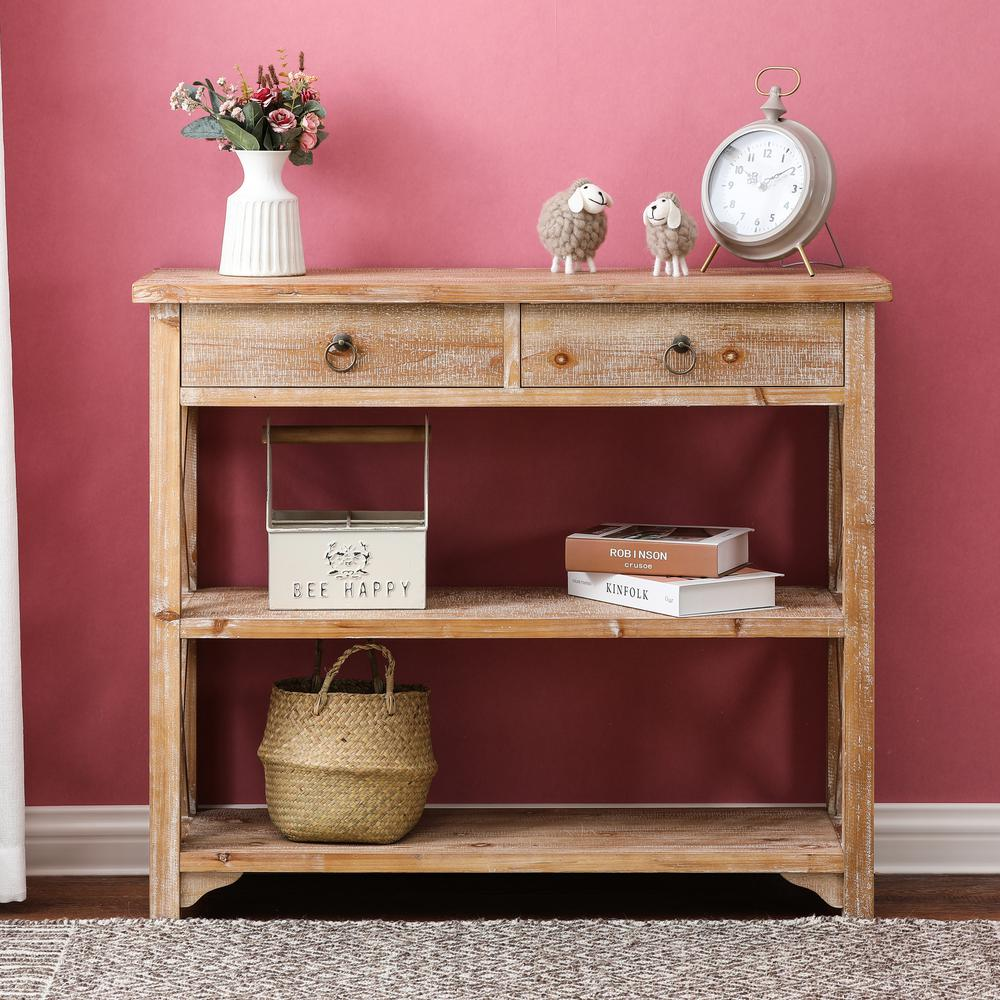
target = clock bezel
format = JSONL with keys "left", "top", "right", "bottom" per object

{"left": 703, "top": 125, "right": 811, "bottom": 247}
{"left": 701, "top": 118, "right": 836, "bottom": 263}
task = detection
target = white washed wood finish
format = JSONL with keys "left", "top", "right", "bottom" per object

{"left": 840, "top": 303, "right": 876, "bottom": 917}
{"left": 180, "top": 385, "right": 847, "bottom": 407}
{"left": 181, "top": 585, "right": 843, "bottom": 640}
{"left": 134, "top": 267, "right": 892, "bottom": 305}
{"left": 181, "top": 302, "right": 505, "bottom": 387}
{"left": 142, "top": 267, "right": 886, "bottom": 919}
{"left": 148, "top": 304, "right": 182, "bottom": 918}
{"left": 181, "top": 807, "right": 844, "bottom": 874}
{"left": 521, "top": 303, "right": 843, "bottom": 387}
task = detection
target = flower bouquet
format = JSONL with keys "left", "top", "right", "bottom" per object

{"left": 170, "top": 51, "right": 327, "bottom": 275}
{"left": 170, "top": 51, "right": 328, "bottom": 166}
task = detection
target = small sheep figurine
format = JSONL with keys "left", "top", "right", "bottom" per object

{"left": 537, "top": 178, "right": 613, "bottom": 274}
{"left": 643, "top": 192, "right": 697, "bottom": 276}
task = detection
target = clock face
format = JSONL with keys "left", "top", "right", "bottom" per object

{"left": 707, "top": 129, "right": 808, "bottom": 240}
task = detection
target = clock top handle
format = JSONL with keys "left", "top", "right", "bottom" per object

{"left": 755, "top": 66, "right": 801, "bottom": 97}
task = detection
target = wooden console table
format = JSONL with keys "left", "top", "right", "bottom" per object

{"left": 133, "top": 267, "right": 890, "bottom": 918}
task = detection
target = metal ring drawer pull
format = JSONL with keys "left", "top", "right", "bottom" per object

{"left": 663, "top": 335, "right": 697, "bottom": 376}
{"left": 325, "top": 333, "right": 358, "bottom": 373}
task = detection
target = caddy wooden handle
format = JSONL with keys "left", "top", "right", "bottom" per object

{"left": 263, "top": 425, "right": 428, "bottom": 444}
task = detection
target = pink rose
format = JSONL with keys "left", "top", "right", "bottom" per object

{"left": 251, "top": 86, "right": 276, "bottom": 107}
{"left": 301, "top": 112, "right": 321, "bottom": 134}
{"left": 301, "top": 88, "right": 319, "bottom": 102}
{"left": 299, "top": 130, "right": 318, "bottom": 151}
{"left": 267, "top": 108, "right": 296, "bottom": 133}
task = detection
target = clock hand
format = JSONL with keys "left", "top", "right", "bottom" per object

{"left": 759, "top": 167, "right": 794, "bottom": 191}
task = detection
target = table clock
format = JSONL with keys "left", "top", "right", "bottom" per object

{"left": 701, "top": 67, "right": 840, "bottom": 276}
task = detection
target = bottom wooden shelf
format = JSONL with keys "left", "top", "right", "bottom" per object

{"left": 179, "top": 806, "right": 844, "bottom": 875}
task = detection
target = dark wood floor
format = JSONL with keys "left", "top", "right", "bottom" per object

{"left": 2, "top": 874, "right": 999, "bottom": 921}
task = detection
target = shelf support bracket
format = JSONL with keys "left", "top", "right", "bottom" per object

{"left": 780, "top": 872, "right": 843, "bottom": 910}
{"left": 179, "top": 871, "right": 243, "bottom": 909}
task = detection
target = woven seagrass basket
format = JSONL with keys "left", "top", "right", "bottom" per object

{"left": 258, "top": 643, "right": 437, "bottom": 844}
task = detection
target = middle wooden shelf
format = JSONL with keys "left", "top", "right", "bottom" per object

{"left": 179, "top": 585, "right": 843, "bottom": 640}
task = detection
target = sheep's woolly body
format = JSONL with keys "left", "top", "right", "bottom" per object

{"left": 538, "top": 179, "right": 608, "bottom": 261}
{"left": 645, "top": 192, "right": 698, "bottom": 261}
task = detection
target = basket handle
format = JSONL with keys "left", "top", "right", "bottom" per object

{"left": 313, "top": 643, "right": 396, "bottom": 717}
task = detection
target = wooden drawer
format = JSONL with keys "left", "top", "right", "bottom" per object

{"left": 521, "top": 303, "right": 843, "bottom": 387}
{"left": 181, "top": 303, "right": 505, "bottom": 387}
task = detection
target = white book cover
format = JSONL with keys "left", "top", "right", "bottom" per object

{"left": 567, "top": 567, "right": 782, "bottom": 618}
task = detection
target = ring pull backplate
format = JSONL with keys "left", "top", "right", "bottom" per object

{"left": 663, "top": 335, "right": 698, "bottom": 376}
{"left": 325, "top": 333, "right": 358, "bottom": 373}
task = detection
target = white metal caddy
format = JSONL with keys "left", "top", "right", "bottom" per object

{"left": 265, "top": 420, "right": 430, "bottom": 611}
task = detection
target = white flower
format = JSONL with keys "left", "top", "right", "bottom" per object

{"left": 219, "top": 99, "right": 245, "bottom": 122}
{"left": 216, "top": 77, "right": 228, "bottom": 88}
{"left": 169, "top": 82, "right": 201, "bottom": 113}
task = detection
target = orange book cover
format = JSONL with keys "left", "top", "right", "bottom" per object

{"left": 565, "top": 523, "right": 752, "bottom": 578}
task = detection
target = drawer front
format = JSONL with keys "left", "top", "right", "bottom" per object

{"left": 521, "top": 303, "right": 843, "bottom": 387}
{"left": 182, "top": 303, "right": 505, "bottom": 387}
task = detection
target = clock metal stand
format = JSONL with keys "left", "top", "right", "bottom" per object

{"left": 700, "top": 68, "right": 841, "bottom": 277}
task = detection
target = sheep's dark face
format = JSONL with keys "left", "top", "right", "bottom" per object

{"left": 644, "top": 194, "right": 681, "bottom": 229}
{"left": 568, "top": 182, "right": 612, "bottom": 215}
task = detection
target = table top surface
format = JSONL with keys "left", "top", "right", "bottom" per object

{"left": 133, "top": 267, "right": 892, "bottom": 305}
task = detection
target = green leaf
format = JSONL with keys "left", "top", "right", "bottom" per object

{"left": 289, "top": 149, "right": 313, "bottom": 166}
{"left": 204, "top": 76, "right": 216, "bottom": 92}
{"left": 300, "top": 100, "right": 326, "bottom": 117}
{"left": 180, "top": 116, "right": 225, "bottom": 139}
{"left": 219, "top": 118, "right": 259, "bottom": 150}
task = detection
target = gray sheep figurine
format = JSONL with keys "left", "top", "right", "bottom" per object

{"left": 537, "top": 178, "right": 613, "bottom": 274}
{"left": 643, "top": 192, "right": 697, "bottom": 276}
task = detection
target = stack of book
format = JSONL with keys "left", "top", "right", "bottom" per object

{"left": 565, "top": 523, "right": 781, "bottom": 617}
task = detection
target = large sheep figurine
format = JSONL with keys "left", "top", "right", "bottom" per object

{"left": 537, "top": 179, "right": 613, "bottom": 274}
{"left": 643, "top": 192, "right": 697, "bottom": 276}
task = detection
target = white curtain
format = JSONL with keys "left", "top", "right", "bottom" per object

{"left": 0, "top": 46, "right": 25, "bottom": 904}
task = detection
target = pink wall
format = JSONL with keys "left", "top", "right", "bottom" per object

{"left": 2, "top": 0, "right": 998, "bottom": 806}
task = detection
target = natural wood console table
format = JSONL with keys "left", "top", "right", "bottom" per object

{"left": 133, "top": 267, "right": 890, "bottom": 919}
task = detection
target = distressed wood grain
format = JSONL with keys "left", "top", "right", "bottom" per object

{"left": 522, "top": 303, "right": 843, "bottom": 387}
{"left": 133, "top": 267, "right": 893, "bottom": 304}
{"left": 180, "top": 807, "right": 844, "bottom": 875}
{"left": 181, "top": 302, "right": 504, "bottom": 387}
{"left": 149, "top": 303, "right": 182, "bottom": 919}
{"left": 142, "top": 267, "right": 885, "bottom": 919}
{"left": 179, "top": 585, "right": 843, "bottom": 640}
{"left": 827, "top": 406, "right": 844, "bottom": 820}
{"left": 180, "top": 385, "right": 846, "bottom": 407}
{"left": 181, "top": 407, "right": 197, "bottom": 594}
{"left": 840, "top": 303, "right": 876, "bottom": 917}
{"left": 780, "top": 872, "right": 844, "bottom": 909}
{"left": 503, "top": 302, "right": 520, "bottom": 387}
{"left": 179, "top": 872, "right": 243, "bottom": 908}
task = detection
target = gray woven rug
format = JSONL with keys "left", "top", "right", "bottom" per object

{"left": 1, "top": 917, "right": 997, "bottom": 999}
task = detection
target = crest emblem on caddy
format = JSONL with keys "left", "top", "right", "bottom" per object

{"left": 325, "top": 541, "right": 370, "bottom": 578}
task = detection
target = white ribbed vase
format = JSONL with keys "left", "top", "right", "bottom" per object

{"left": 219, "top": 150, "right": 305, "bottom": 276}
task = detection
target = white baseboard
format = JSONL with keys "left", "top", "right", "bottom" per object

{"left": 26, "top": 806, "right": 149, "bottom": 876}
{"left": 23, "top": 803, "right": 1000, "bottom": 877}
{"left": 874, "top": 804, "right": 1000, "bottom": 874}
